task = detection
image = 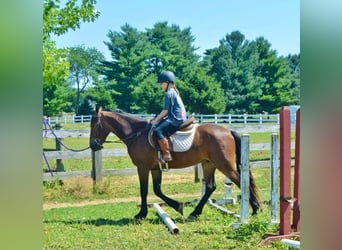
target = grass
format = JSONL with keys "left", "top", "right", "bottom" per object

{"left": 44, "top": 203, "right": 287, "bottom": 249}
{"left": 43, "top": 168, "right": 295, "bottom": 249}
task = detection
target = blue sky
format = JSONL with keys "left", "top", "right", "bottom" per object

{"left": 53, "top": 0, "right": 300, "bottom": 60}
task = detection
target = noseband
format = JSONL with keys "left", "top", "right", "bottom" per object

{"left": 90, "top": 138, "right": 103, "bottom": 151}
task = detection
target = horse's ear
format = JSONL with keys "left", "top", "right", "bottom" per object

{"left": 94, "top": 105, "right": 102, "bottom": 115}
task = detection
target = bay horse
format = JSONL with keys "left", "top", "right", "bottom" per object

{"left": 89, "top": 107, "right": 261, "bottom": 220}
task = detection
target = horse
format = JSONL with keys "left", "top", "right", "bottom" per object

{"left": 89, "top": 107, "right": 261, "bottom": 220}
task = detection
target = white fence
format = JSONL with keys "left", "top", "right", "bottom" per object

{"left": 46, "top": 113, "right": 280, "bottom": 125}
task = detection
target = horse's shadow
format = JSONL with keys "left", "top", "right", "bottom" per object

{"left": 44, "top": 216, "right": 171, "bottom": 227}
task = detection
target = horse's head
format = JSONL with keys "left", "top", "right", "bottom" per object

{"left": 89, "top": 107, "right": 110, "bottom": 151}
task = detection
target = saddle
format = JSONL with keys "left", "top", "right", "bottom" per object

{"left": 148, "top": 117, "right": 197, "bottom": 171}
{"left": 148, "top": 117, "right": 197, "bottom": 154}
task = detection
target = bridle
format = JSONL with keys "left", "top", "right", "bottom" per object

{"left": 90, "top": 115, "right": 151, "bottom": 151}
{"left": 90, "top": 115, "right": 105, "bottom": 151}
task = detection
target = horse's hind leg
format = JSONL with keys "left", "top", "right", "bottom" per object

{"left": 248, "top": 170, "right": 261, "bottom": 215}
{"left": 220, "top": 167, "right": 261, "bottom": 216}
{"left": 188, "top": 161, "right": 216, "bottom": 220}
{"left": 151, "top": 169, "right": 183, "bottom": 215}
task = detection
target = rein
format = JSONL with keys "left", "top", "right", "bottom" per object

{"left": 44, "top": 120, "right": 90, "bottom": 152}
{"left": 121, "top": 124, "right": 151, "bottom": 143}
{"left": 96, "top": 114, "right": 151, "bottom": 145}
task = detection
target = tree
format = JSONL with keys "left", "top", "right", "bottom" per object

{"left": 102, "top": 22, "right": 201, "bottom": 112}
{"left": 255, "top": 37, "right": 295, "bottom": 113}
{"left": 83, "top": 78, "right": 118, "bottom": 113}
{"left": 206, "top": 31, "right": 263, "bottom": 113}
{"left": 101, "top": 24, "right": 148, "bottom": 111}
{"left": 43, "top": 0, "right": 100, "bottom": 115}
{"left": 131, "top": 73, "right": 164, "bottom": 114}
{"left": 43, "top": 40, "right": 72, "bottom": 116}
{"left": 145, "top": 22, "right": 200, "bottom": 75}
{"left": 43, "top": 0, "right": 99, "bottom": 41}
{"left": 180, "top": 67, "right": 225, "bottom": 114}
{"left": 68, "top": 45, "right": 105, "bottom": 114}
{"left": 286, "top": 53, "right": 300, "bottom": 105}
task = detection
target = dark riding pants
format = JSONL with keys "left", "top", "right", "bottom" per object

{"left": 154, "top": 120, "right": 180, "bottom": 140}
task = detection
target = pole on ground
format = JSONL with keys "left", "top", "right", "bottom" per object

{"left": 153, "top": 203, "right": 179, "bottom": 234}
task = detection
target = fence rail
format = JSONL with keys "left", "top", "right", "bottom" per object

{"left": 43, "top": 142, "right": 295, "bottom": 181}
{"left": 46, "top": 113, "right": 280, "bottom": 126}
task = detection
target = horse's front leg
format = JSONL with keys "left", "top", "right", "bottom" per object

{"left": 188, "top": 162, "right": 216, "bottom": 220}
{"left": 134, "top": 167, "right": 150, "bottom": 220}
{"left": 151, "top": 169, "right": 183, "bottom": 215}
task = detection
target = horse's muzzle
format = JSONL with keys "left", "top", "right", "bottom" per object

{"left": 90, "top": 139, "right": 103, "bottom": 151}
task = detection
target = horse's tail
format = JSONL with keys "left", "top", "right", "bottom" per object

{"left": 231, "top": 130, "right": 241, "bottom": 171}
{"left": 231, "top": 130, "right": 261, "bottom": 209}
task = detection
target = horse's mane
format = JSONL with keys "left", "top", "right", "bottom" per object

{"left": 100, "top": 107, "right": 148, "bottom": 124}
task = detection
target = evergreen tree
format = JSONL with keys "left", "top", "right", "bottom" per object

{"left": 255, "top": 37, "right": 295, "bottom": 113}
{"left": 206, "top": 31, "right": 262, "bottom": 113}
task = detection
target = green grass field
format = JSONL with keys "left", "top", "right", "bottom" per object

{"left": 43, "top": 168, "right": 295, "bottom": 249}
{"left": 43, "top": 126, "right": 296, "bottom": 249}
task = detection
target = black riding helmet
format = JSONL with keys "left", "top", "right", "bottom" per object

{"left": 157, "top": 71, "right": 176, "bottom": 83}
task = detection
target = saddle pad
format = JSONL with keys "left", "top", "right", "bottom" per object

{"left": 171, "top": 124, "right": 198, "bottom": 152}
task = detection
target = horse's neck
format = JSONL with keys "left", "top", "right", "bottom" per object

{"left": 102, "top": 114, "right": 129, "bottom": 139}
{"left": 102, "top": 112, "right": 145, "bottom": 140}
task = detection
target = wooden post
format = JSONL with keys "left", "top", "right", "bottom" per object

{"left": 270, "top": 133, "right": 279, "bottom": 223}
{"left": 91, "top": 150, "right": 102, "bottom": 183}
{"left": 292, "top": 109, "right": 300, "bottom": 231}
{"left": 240, "top": 134, "right": 250, "bottom": 223}
{"left": 194, "top": 164, "right": 200, "bottom": 183}
{"left": 279, "top": 106, "right": 291, "bottom": 235}
{"left": 55, "top": 138, "right": 65, "bottom": 172}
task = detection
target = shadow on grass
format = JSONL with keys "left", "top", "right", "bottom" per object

{"left": 43, "top": 217, "right": 165, "bottom": 227}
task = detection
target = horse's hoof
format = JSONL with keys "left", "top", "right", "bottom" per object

{"left": 186, "top": 214, "right": 199, "bottom": 222}
{"left": 177, "top": 203, "right": 184, "bottom": 216}
{"left": 252, "top": 207, "right": 260, "bottom": 216}
{"left": 132, "top": 217, "right": 142, "bottom": 224}
{"left": 134, "top": 213, "right": 147, "bottom": 221}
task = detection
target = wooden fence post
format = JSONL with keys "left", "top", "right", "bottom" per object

{"left": 55, "top": 138, "right": 65, "bottom": 172}
{"left": 270, "top": 133, "right": 279, "bottom": 223}
{"left": 194, "top": 164, "right": 200, "bottom": 183}
{"left": 91, "top": 150, "right": 102, "bottom": 183}
{"left": 240, "top": 134, "right": 250, "bottom": 224}
{"left": 279, "top": 106, "right": 291, "bottom": 235}
{"left": 292, "top": 109, "right": 300, "bottom": 231}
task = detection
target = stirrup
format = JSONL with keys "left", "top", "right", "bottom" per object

{"left": 158, "top": 151, "right": 169, "bottom": 172}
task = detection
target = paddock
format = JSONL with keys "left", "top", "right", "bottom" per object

{"left": 43, "top": 106, "right": 300, "bottom": 245}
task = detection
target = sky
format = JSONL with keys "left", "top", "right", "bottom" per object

{"left": 53, "top": 0, "right": 300, "bottom": 60}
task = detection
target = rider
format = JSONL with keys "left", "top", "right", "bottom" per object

{"left": 151, "top": 71, "right": 187, "bottom": 162}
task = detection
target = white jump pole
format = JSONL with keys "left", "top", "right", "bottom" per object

{"left": 153, "top": 203, "right": 179, "bottom": 234}
{"left": 281, "top": 239, "right": 300, "bottom": 249}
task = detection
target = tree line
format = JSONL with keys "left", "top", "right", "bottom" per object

{"left": 43, "top": 0, "right": 300, "bottom": 117}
